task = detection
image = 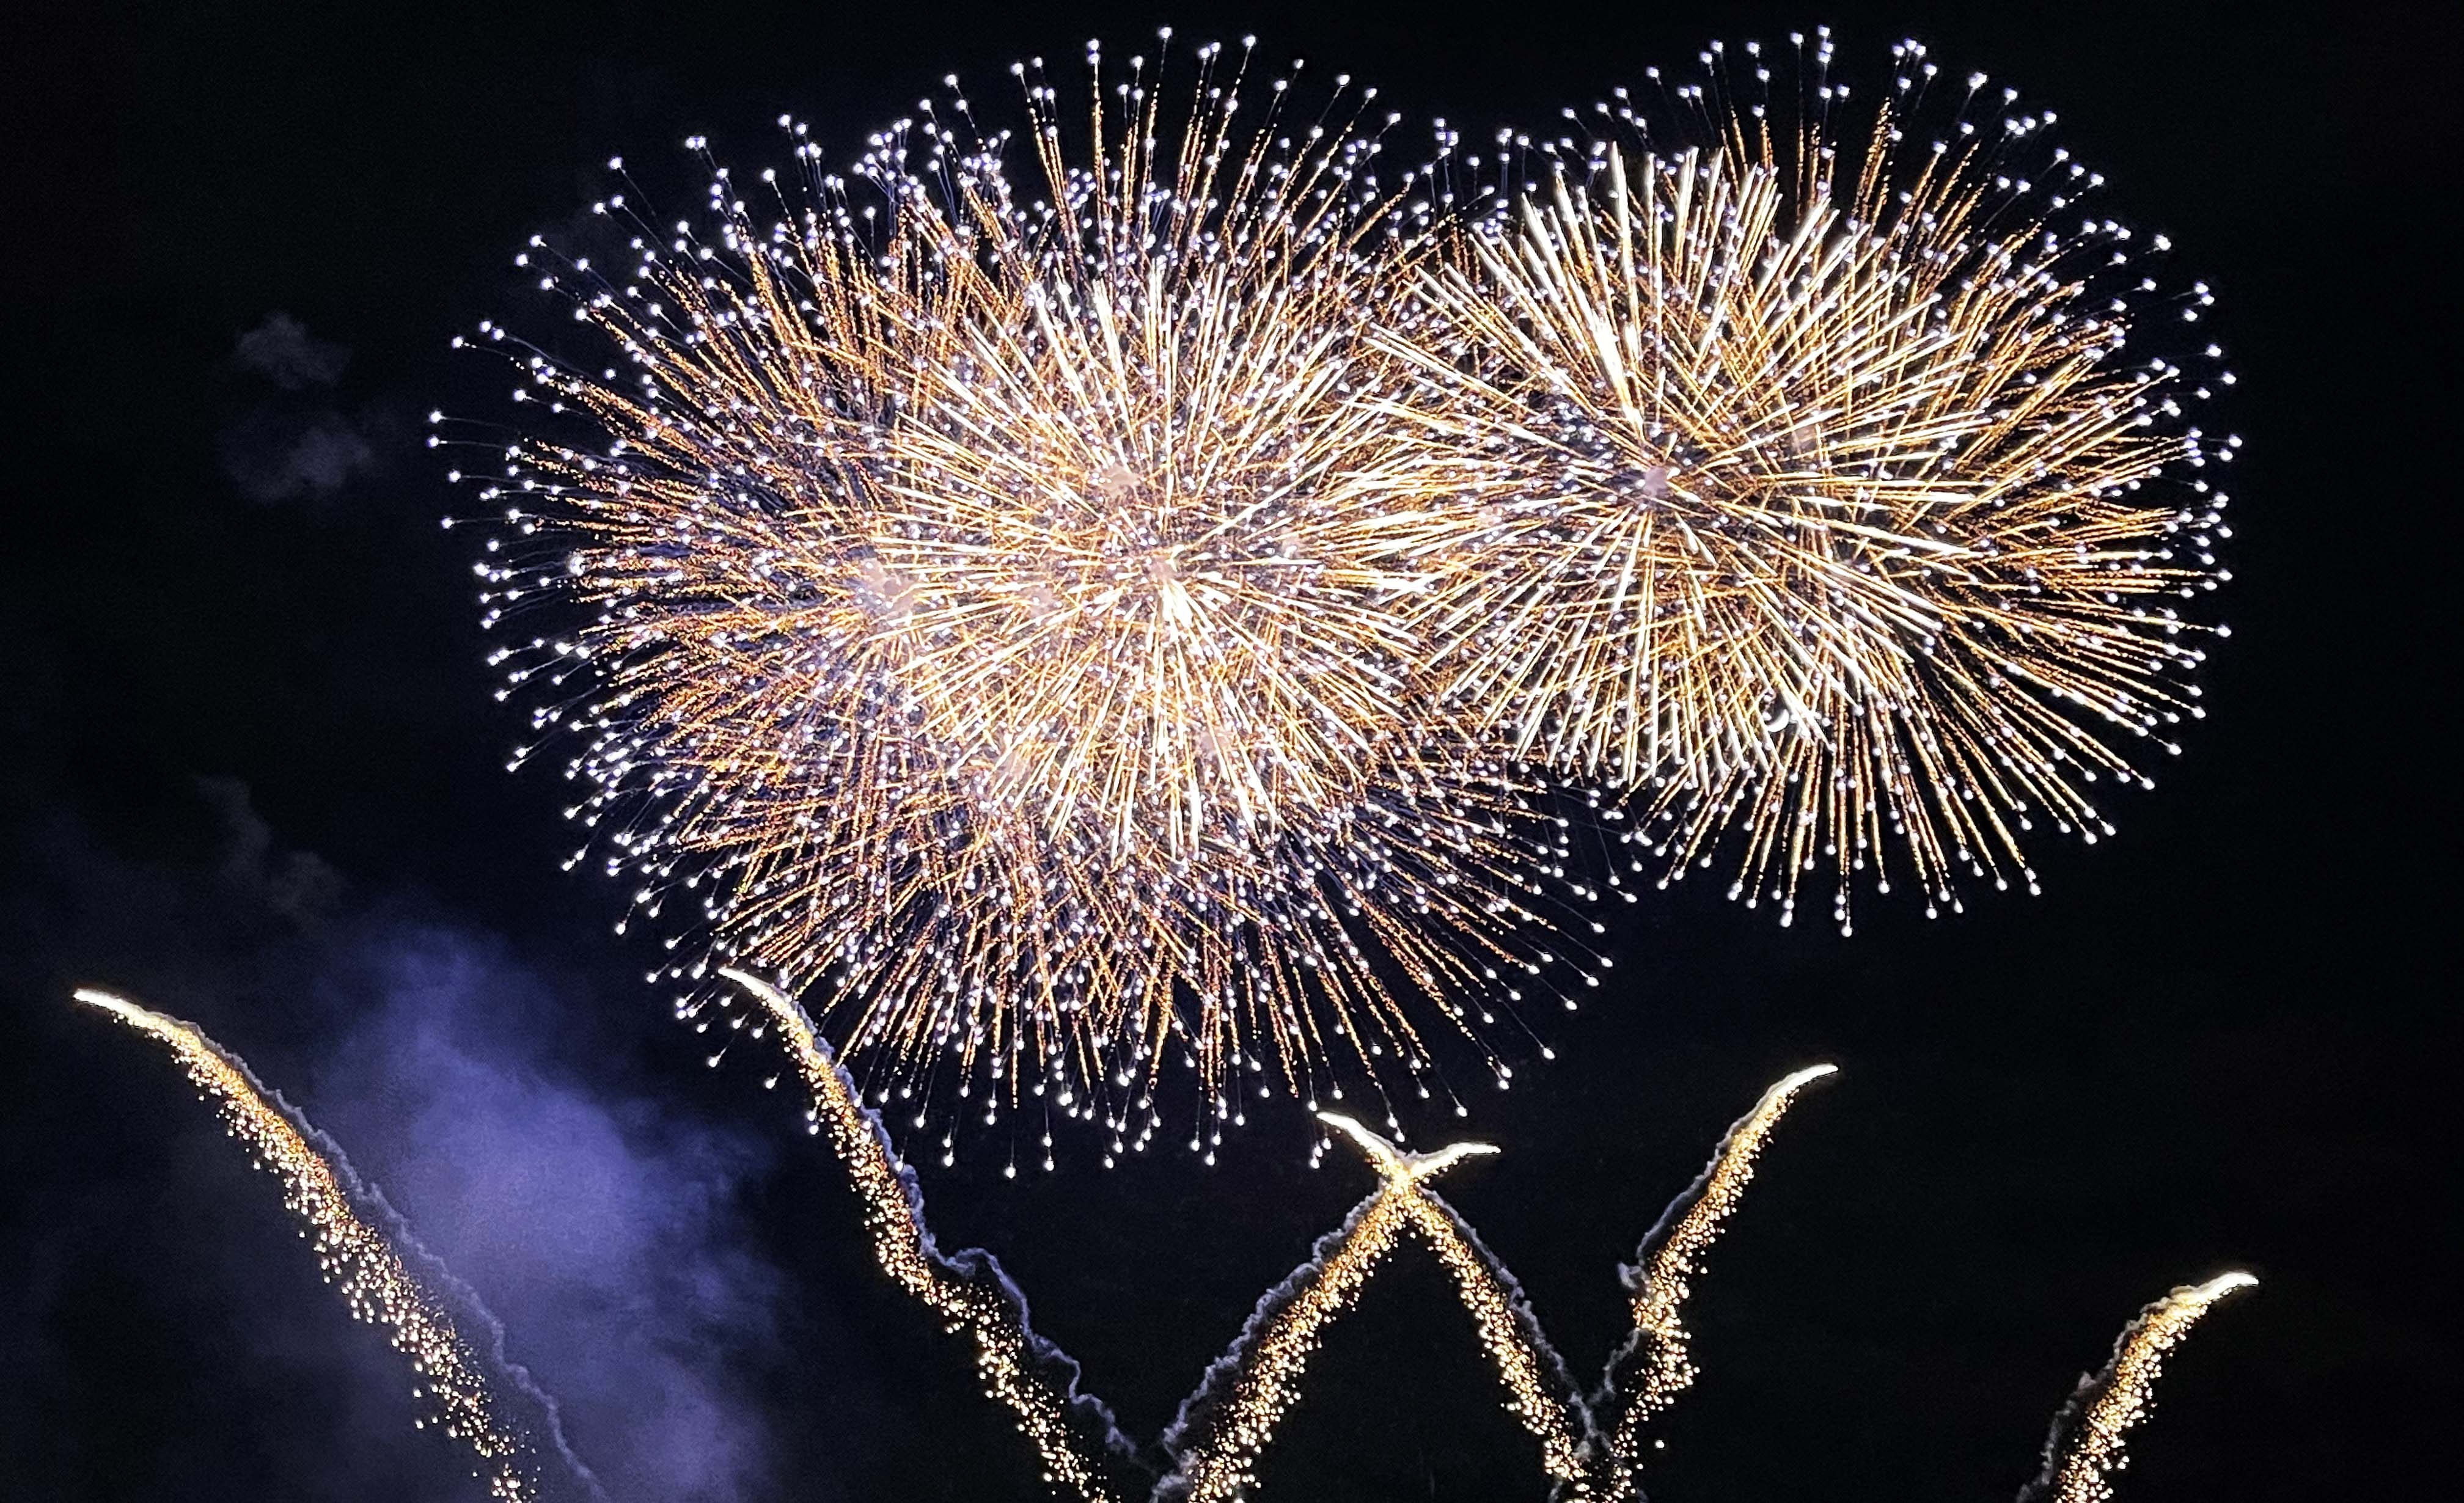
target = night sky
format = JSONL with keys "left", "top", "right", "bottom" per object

{"left": 4, "top": 2, "right": 2453, "bottom": 1499}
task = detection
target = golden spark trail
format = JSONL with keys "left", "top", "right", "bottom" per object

{"left": 1311, "top": 1111, "right": 1596, "bottom": 1487}
{"left": 1602, "top": 1064, "right": 1836, "bottom": 1471}
{"left": 1160, "top": 1116, "right": 1517, "bottom": 1502}
{"left": 83, "top": 978, "right": 2251, "bottom": 1502}
{"left": 1395, "top": 1193, "right": 1597, "bottom": 1491}
{"left": 72, "top": 989, "right": 540, "bottom": 1501}
{"left": 721, "top": 970, "right": 1123, "bottom": 1501}
{"left": 2020, "top": 1272, "right": 2258, "bottom": 1503}
{"left": 1159, "top": 1189, "right": 1418, "bottom": 1503}
{"left": 711, "top": 996, "right": 2245, "bottom": 1503}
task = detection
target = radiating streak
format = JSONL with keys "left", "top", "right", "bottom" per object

{"left": 73, "top": 989, "right": 542, "bottom": 1501}
{"left": 2018, "top": 1272, "right": 2258, "bottom": 1503}
{"left": 469, "top": 41, "right": 1587, "bottom": 1146}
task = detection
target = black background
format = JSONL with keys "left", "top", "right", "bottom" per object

{"left": 4, "top": 1, "right": 2454, "bottom": 1499}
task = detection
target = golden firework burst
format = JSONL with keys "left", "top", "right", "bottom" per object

{"left": 454, "top": 31, "right": 2233, "bottom": 1143}
{"left": 1383, "top": 33, "right": 2234, "bottom": 933}
{"left": 459, "top": 37, "right": 1594, "bottom": 1158}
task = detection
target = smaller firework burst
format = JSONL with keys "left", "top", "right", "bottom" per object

{"left": 1385, "top": 31, "right": 2235, "bottom": 933}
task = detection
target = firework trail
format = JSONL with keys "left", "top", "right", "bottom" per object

{"left": 461, "top": 34, "right": 1592, "bottom": 1152}
{"left": 72, "top": 989, "right": 601, "bottom": 1502}
{"left": 1386, "top": 32, "right": 2234, "bottom": 934}
{"left": 1394, "top": 1191, "right": 1596, "bottom": 1491}
{"left": 2018, "top": 1272, "right": 2258, "bottom": 1503}
{"left": 719, "top": 969, "right": 1135, "bottom": 1499}
{"left": 1161, "top": 1069, "right": 1830, "bottom": 1501}
{"left": 1299, "top": 1070, "right": 1830, "bottom": 1500}
{"left": 1153, "top": 1182, "right": 1420, "bottom": 1502}
{"left": 81, "top": 976, "right": 2250, "bottom": 1502}
{"left": 1595, "top": 1064, "right": 1836, "bottom": 1473}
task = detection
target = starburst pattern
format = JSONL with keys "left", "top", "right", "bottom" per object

{"left": 458, "top": 37, "right": 1591, "bottom": 1154}
{"left": 451, "top": 32, "right": 2230, "bottom": 1142}
{"left": 1384, "top": 32, "right": 2234, "bottom": 933}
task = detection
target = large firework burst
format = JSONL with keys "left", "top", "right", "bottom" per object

{"left": 458, "top": 38, "right": 1593, "bottom": 1158}
{"left": 1383, "top": 32, "right": 2234, "bottom": 932}
{"left": 456, "top": 31, "right": 2232, "bottom": 1144}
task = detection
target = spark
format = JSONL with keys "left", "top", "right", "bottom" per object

{"left": 72, "top": 989, "right": 542, "bottom": 1501}
{"left": 469, "top": 41, "right": 1581, "bottom": 1146}
{"left": 458, "top": 35, "right": 2232, "bottom": 1146}
{"left": 1393, "top": 1191, "right": 1595, "bottom": 1490}
{"left": 2019, "top": 1271, "right": 2259, "bottom": 1503}
{"left": 719, "top": 969, "right": 1126, "bottom": 1499}
{"left": 1385, "top": 37, "right": 2230, "bottom": 934}
{"left": 1307, "top": 1114, "right": 1595, "bottom": 1488}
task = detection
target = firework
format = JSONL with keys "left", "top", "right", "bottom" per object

{"left": 1157, "top": 1183, "right": 1422, "bottom": 1501}
{"left": 459, "top": 35, "right": 1590, "bottom": 1152}
{"left": 719, "top": 970, "right": 1130, "bottom": 1499}
{"left": 1384, "top": 33, "right": 2234, "bottom": 932}
{"left": 84, "top": 979, "right": 2250, "bottom": 1502}
{"left": 1598, "top": 1063, "right": 1837, "bottom": 1468}
{"left": 456, "top": 32, "right": 2237, "bottom": 1139}
{"left": 722, "top": 964, "right": 2216, "bottom": 1503}
{"left": 73, "top": 990, "right": 546, "bottom": 1501}
{"left": 1159, "top": 1114, "right": 1514, "bottom": 1501}
{"left": 1311, "top": 1068, "right": 1833, "bottom": 1500}
{"left": 2019, "top": 1272, "right": 2260, "bottom": 1503}
{"left": 1394, "top": 1189, "right": 1595, "bottom": 1490}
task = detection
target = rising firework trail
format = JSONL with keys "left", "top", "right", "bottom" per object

{"left": 717, "top": 965, "right": 2246, "bottom": 1503}
{"left": 1596, "top": 1063, "right": 1838, "bottom": 1472}
{"left": 79, "top": 978, "right": 2251, "bottom": 1502}
{"left": 718, "top": 968, "right": 1134, "bottom": 1499}
{"left": 1155, "top": 1114, "right": 1511, "bottom": 1501}
{"left": 72, "top": 989, "right": 601, "bottom": 1503}
{"left": 2019, "top": 1272, "right": 2259, "bottom": 1503}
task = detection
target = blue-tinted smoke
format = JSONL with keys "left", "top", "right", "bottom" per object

{"left": 310, "top": 927, "right": 797, "bottom": 1503}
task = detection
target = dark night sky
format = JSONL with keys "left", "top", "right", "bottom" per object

{"left": 2, "top": 1, "right": 2454, "bottom": 1499}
